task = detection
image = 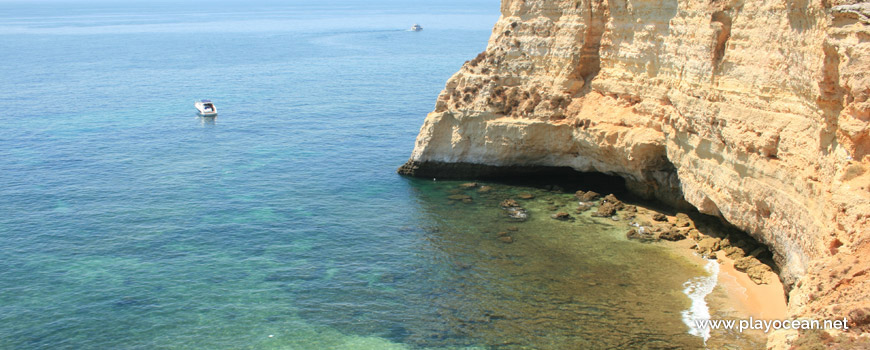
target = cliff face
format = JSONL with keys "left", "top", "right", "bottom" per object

{"left": 400, "top": 0, "right": 870, "bottom": 344}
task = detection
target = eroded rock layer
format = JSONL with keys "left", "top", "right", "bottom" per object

{"left": 400, "top": 0, "right": 870, "bottom": 346}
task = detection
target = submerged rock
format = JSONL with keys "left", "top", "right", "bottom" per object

{"left": 499, "top": 198, "right": 528, "bottom": 221}
{"left": 518, "top": 193, "right": 535, "bottom": 199}
{"left": 448, "top": 194, "right": 472, "bottom": 201}
{"left": 592, "top": 202, "right": 619, "bottom": 217}
{"left": 602, "top": 194, "right": 624, "bottom": 209}
{"left": 626, "top": 228, "right": 659, "bottom": 242}
{"left": 500, "top": 199, "right": 520, "bottom": 208}
{"left": 504, "top": 207, "right": 528, "bottom": 221}
{"left": 459, "top": 182, "right": 478, "bottom": 189}
{"left": 478, "top": 185, "right": 493, "bottom": 193}
{"left": 499, "top": 236, "right": 514, "bottom": 243}
{"left": 575, "top": 204, "right": 592, "bottom": 213}
{"left": 551, "top": 212, "right": 573, "bottom": 221}
{"left": 659, "top": 227, "right": 687, "bottom": 241}
{"left": 575, "top": 190, "right": 601, "bottom": 202}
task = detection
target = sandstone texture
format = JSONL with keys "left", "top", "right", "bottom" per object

{"left": 399, "top": 0, "right": 870, "bottom": 346}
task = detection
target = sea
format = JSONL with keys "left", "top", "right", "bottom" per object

{"left": 0, "top": 1, "right": 756, "bottom": 349}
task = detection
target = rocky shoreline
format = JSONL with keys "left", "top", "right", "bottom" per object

{"left": 435, "top": 177, "right": 784, "bottom": 288}
{"left": 436, "top": 179, "right": 793, "bottom": 347}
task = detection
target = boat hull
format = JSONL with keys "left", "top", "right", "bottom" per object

{"left": 195, "top": 101, "right": 217, "bottom": 117}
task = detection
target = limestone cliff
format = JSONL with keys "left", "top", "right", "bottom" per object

{"left": 399, "top": 0, "right": 870, "bottom": 346}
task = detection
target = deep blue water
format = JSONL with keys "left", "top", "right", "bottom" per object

{"left": 0, "top": 1, "right": 740, "bottom": 349}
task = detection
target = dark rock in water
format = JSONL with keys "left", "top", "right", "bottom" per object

{"left": 500, "top": 199, "right": 520, "bottom": 208}
{"left": 659, "top": 227, "right": 687, "bottom": 241}
{"left": 652, "top": 213, "right": 668, "bottom": 221}
{"left": 497, "top": 231, "right": 509, "bottom": 237}
{"left": 448, "top": 194, "right": 472, "bottom": 201}
{"left": 386, "top": 324, "right": 411, "bottom": 341}
{"left": 575, "top": 204, "right": 592, "bottom": 213}
{"left": 518, "top": 193, "right": 535, "bottom": 199}
{"left": 592, "top": 202, "right": 619, "bottom": 217}
{"left": 478, "top": 185, "right": 493, "bottom": 193}
{"left": 547, "top": 205, "right": 559, "bottom": 211}
{"left": 551, "top": 212, "right": 573, "bottom": 221}
{"left": 459, "top": 182, "right": 478, "bottom": 189}
{"left": 499, "top": 236, "right": 514, "bottom": 243}
{"left": 575, "top": 190, "right": 601, "bottom": 202}
{"left": 675, "top": 213, "right": 693, "bottom": 227}
{"left": 461, "top": 198, "right": 473, "bottom": 204}
{"left": 650, "top": 224, "right": 671, "bottom": 234}
{"left": 454, "top": 262, "right": 472, "bottom": 270}
{"left": 506, "top": 226, "right": 519, "bottom": 232}
{"left": 602, "top": 194, "right": 624, "bottom": 209}
{"left": 626, "top": 228, "right": 659, "bottom": 242}
{"left": 504, "top": 207, "right": 528, "bottom": 221}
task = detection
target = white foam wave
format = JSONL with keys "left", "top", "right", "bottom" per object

{"left": 681, "top": 258, "right": 719, "bottom": 344}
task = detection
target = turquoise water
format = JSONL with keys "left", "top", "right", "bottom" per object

{"left": 0, "top": 1, "right": 730, "bottom": 349}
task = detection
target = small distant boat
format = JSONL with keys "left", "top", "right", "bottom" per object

{"left": 195, "top": 99, "right": 217, "bottom": 117}
{"left": 410, "top": 23, "right": 422, "bottom": 32}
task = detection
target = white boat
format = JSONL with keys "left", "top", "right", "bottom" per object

{"left": 410, "top": 24, "right": 422, "bottom": 32}
{"left": 195, "top": 99, "right": 217, "bottom": 117}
